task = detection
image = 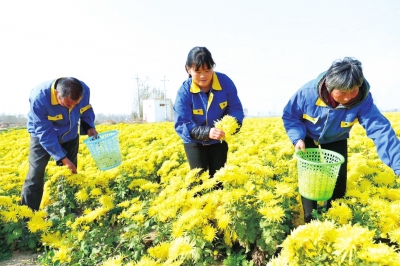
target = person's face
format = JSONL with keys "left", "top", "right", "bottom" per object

{"left": 330, "top": 86, "right": 359, "bottom": 105}
{"left": 55, "top": 90, "right": 81, "bottom": 109}
{"left": 186, "top": 64, "right": 214, "bottom": 90}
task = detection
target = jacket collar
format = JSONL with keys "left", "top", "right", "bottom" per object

{"left": 190, "top": 72, "right": 222, "bottom": 93}
{"left": 51, "top": 79, "right": 59, "bottom": 105}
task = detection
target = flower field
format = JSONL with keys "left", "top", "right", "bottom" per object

{"left": 1, "top": 114, "right": 400, "bottom": 265}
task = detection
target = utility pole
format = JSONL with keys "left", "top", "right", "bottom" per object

{"left": 161, "top": 76, "right": 169, "bottom": 120}
{"left": 134, "top": 74, "right": 140, "bottom": 119}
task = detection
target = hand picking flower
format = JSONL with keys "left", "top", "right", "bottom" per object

{"left": 214, "top": 115, "right": 240, "bottom": 142}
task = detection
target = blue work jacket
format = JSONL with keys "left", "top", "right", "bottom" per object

{"left": 27, "top": 78, "right": 96, "bottom": 161}
{"left": 174, "top": 72, "right": 244, "bottom": 144}
{"left": 283, "top": 72, "right": 400, "bottom": 175}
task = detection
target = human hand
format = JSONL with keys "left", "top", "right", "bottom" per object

{"left": 295, "top": 139, "right": 306, "bottom": 152}
{"left": 209, "top": 128, "right": 225, "bottom": 140}
{"left": 87, "top": 128, "right": 98, "bottom": 139}
{"left": 61, "top": 157, "right": 77, "bottom": 173}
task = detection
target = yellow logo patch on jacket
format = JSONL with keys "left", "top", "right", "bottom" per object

{"left": 48, "top": 114, "right": 63, "bottom": 121}
{"left": 341, "top": 118, "right": 358, "bottom": 128}
{"left": 193, "top": 109, "right": 204, "bottom": 115}
{"left": 219, "top": 101, "right": 228, "bottom": 109}
{"left": 302, "top": 114, "right": 318, "bottom": 124}
{"left": 80, "top": 104, "right": 92, "bottom": 114}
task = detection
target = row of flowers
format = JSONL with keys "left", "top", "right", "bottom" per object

{"left": 0, "top": 114, "right": 400, "bottom": 265}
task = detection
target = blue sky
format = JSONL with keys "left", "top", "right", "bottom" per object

{"left": 1, "top": 0, "right": 399, "bottom": 117}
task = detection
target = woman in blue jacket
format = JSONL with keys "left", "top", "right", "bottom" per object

{"left": 282, "top": 57, "right": 400, "bottom": 223}
{"left": 174, "top": 47, "right": 244, "bottom": 187}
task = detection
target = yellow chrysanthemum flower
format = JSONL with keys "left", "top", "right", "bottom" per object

{"left": 332, "top": 224, "right": 375, "bottom": 264}
{"left": 0, "top": 209, "right": 18, "bottom": 223}
{"left": 214, "top": 115, "right": 240, "bottom": 142}
{"left": 274, "top": 182, "right": 296, "bottom": 198}
{"left": 118, "top": 203, "right": 144, "bottom": 219}
{"left": 385, "top": 188, "right": 400, "bottom": 201}
{"left": 373, "top": 172, "right": 395, "bottom": 186}
{"left": 216, "top": 213, "right": 230, "bottom": 230}
{"left": 140, "top": 182, "right": 160, "bottom": 193}
{"left": 90, "top": 187, "right": 103, "bottom": 196}
{"left": 132, "top": 256, "right": 164, "bottom": 266}
{"left": 223, "top": 229, "right": 233, "bottom": 246}
{"left": 77, "top": 231, "right": 85, "bottom": 241}
{"left": 16, "top": 205, "right": 34, "bottom": 219}
{"left": 388, "top": 228, "right": 400, "bottom": 243}
{"left": 258, "top": 205, "right": 285, "bottom": 223}
{"left": 326, "top": 202, "right": 353, "bottom": 225}
{"left": 128, "top": 179, "right": 148, "bottom": 189}
{"left": 132, "top": 214, "right": 145, "bottom": 224}
{"left": 102, "top": 255, "right": 124, "bottom": 266}
{"left": 27, "top": 211, "right": 52, "bottom": 233}
{"left": 117, "top": 200, "right": 131, "bottom": 208}
{"left": 0, "top": 196, "right": 13, "bottom": 207}
{"left": 99, "top": 195, "right": 114, "bottom": 209}
{"left": 75, "top": 189, "right": 89, "bottom": 202}
{"left": 213, "top": 165, "right": 249, "bottom": 186}
{"left": 52, "top": 245, "right": 71, "bottom": 264}
{"left": 358, "top": 243, "right": 400, "bottom": 264}
{"left": 359, "top": 179, "right": 373, "bottom": 191}
{"left": 41, "top": 232, "right": 65, "bottom": 248}
{"left": 148, "top": 242, "right": 170, "bottom": 260}
{"left": 168, "top": 236, "right": 195, "bottom": 261}
{"left": 202, "top": 224, "right": 216, "bottom": 242}
{"left": 257, "top": 190, "right": 276, "bottom": 203}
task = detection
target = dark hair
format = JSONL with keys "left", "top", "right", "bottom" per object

{"left": 185, "top": 47, "right": 216, "bottom": 77}
{"left": 325, "top": 57, "right": 364, "bottom": 91}
{"left": 56, "top": 77, "right": 84, "bottom": 101}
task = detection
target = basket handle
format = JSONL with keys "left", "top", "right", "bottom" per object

{"left": 88, "top": 135, "right": 100, "bottom": 141}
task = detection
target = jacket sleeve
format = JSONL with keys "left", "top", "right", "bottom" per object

{"left": 282, "top": 89, "right": 307, "bottom": 145}
{"left": 358, "top": 94, "right": 400, "bottom": 175}
{"left": 190, "top": 126, "right": 211, "bottom": 141}
{"left": 30, "top": 98, "right": 66, "bottom": 161}
{"left": 173, "top": 86, "right": 197, "bottom": 143}
{"left": 224, "top": 76, "right": 245, "bottom": 129}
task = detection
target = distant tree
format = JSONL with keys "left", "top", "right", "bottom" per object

{"left": 0, "top": 114, "right": 27, "bottom": 124}
{"left": 244, "top": 108, "right": 249, "bottom": 117}
{"left": 133, "top": 77, "right": 165, "bottom": 119}
{"left": 95, "top": 113, "right": 131, "bottom": 123}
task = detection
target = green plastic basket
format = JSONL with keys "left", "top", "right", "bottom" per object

{"left": 294, "top": 148, "right": 345, "bottom": 201}
{"left": 83, "top": 130, "right": 122, "bottom": 170}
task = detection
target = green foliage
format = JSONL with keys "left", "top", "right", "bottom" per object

{"left": 223, "top": 249, "right": 254, "bottom": 266}
{"left": 0, "top": 225, "right": 12, "bottom": 261}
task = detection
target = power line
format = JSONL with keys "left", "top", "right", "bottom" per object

{"left": 134, "top": 74, "right": 140, "bottom": 117}
{"left": 161, "top": 76, "right": 169, "bottom": 120}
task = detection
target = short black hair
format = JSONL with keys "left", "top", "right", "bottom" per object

{"left": 185, "top": 47, "right": 216, "bottom": 77}
{"left": 56, "top": 77, "right": 84, "bottom": 101}
{"left": 326, "top": 57, "right": 364, "bottom": 91}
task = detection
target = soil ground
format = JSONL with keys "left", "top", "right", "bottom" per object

{"left": 0, "top": 251, "right": 39, "bottom": 266}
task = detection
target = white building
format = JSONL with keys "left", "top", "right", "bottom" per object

{"left": 142, "top": 99, "right": 173, "bottom": 122}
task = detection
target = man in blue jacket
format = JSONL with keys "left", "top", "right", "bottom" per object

{"left": 282, "top": 57, "right": 400, "bottom": 223}
{"left": 21, "top": 77, "right": 98, "bottom": 211}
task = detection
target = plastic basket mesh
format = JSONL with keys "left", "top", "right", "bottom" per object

{"left": 295, "top": 148, "right": 344, "bottom": 201}
{"left": 83, "top": 130, "right": 122, "bottom": 170}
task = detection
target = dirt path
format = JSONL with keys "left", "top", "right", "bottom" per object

{"left": 0, "top": 251, "right": 39, "bottom": 266}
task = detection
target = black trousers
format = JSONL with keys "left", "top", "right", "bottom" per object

{"left": 183, "top": 141, "right": 228, "bottom": 178}
{"left": 302, "top": 137, "right": 348, "bottom": 221}
{"left": 21, "top": 135, "right": 79, "bottom": 211}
